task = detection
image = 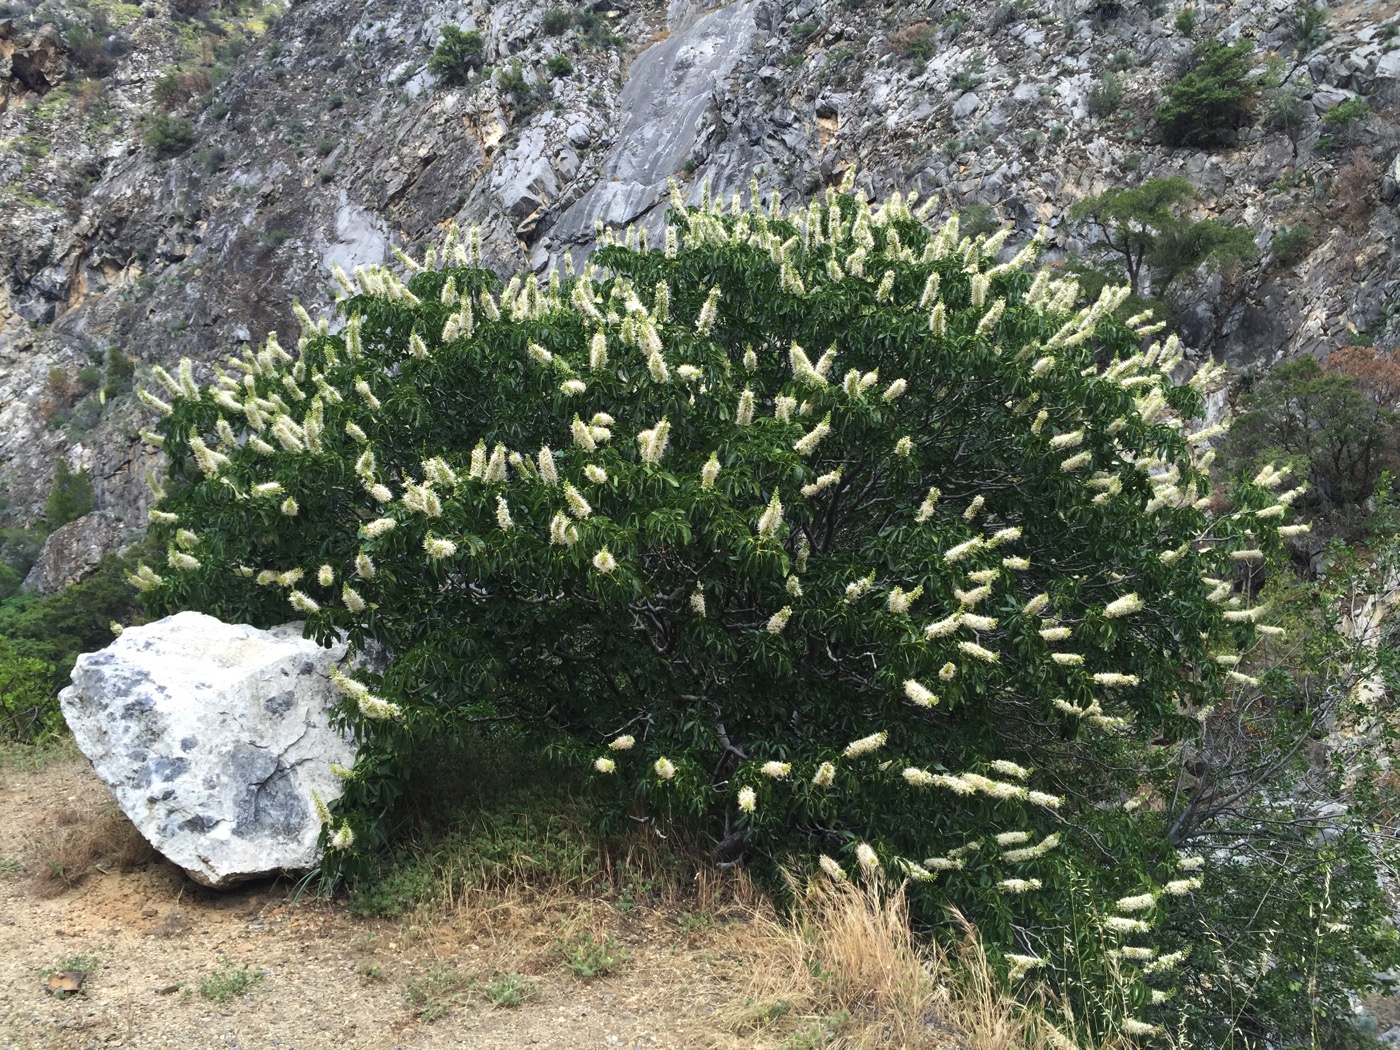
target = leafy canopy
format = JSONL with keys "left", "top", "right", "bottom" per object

{"left": 135, "top": 181, "right": 1329, "bottom": 1039}
{"left": 1069, "top": 177, "right": 1256, "bottom": 296}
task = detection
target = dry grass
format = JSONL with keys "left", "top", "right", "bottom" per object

{"left": 27, "top": 800, "right": 154, "bottom": 896}
{"left": 717, "top": 875, "right": 1090, "bottom": 1050}
{"left": 1332, "top": 149, "right": 1379, "bottom": 233}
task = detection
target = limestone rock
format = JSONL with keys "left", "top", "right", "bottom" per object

{"left": 60, "top": 612, "right": 357, "bottom": 889}
{"left": 21, "top": 510, "right": 132, "bottom": 595}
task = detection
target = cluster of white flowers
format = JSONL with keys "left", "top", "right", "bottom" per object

{"left": 1001, "top": 834, "right": 1061, "bottom": 864}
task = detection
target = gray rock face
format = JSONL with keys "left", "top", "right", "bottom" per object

{"left": 552, "top": 0, "right": 762, "bottom": 243}
{"left": 60, "top": 611, "right": 357, "bottom": 889}
{"left": 22, "top": 510, "right": 133, "bottom": 595}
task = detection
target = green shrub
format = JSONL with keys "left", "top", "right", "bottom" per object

{"left": 1157, "top": 36, "right": 1256, "bottom": 147}
{"left": 541, "top": 7, "right": 572, "bottom": 35}
{"left": 0, "top": 550, "right": 149, "bottom": 695}
{"left": 427, "top": 26, "right": 485, "bottom": 87}
{"left": 45, "top": 461, "right": 94, "bottom": 531}
{"left": 100, "top": 347, "right": 134, "bottom": 400}
{"left": 130, "top": 180, "right": 1365, "bottom": 1039}
{"left": 1173, "top": 7, "right": 1197, "bottom": 36}
{"left": 496, "top": 59, "right": 538, "bottom": 109}
{"left": 1291, "top": 3, "right": 1331, "bottom": 53}
{"left": 0, "top": 641, "right": 58, "bottom": 744}
{"left": 1271, "top": 221, "right": 1315, "bottom": 267}
{"left": 1322, "top": 97, "right": 1369, "bottom": 147}
{"left": 545, "top": 54, "right": 574, "bottom": 78}
{"left": 1086, "top": 72, "right": 1124, "bottom": 118}
{"left": 142, "top": 114, "right": 197, "bottom": 158}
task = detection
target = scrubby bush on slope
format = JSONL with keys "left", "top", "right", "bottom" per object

{"left": 132, "top": 181, "right": 1392, "bottom": 1041}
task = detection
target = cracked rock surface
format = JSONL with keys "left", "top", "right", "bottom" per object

{"left": 59, "top": 611, "right": 356, "bottom": 888}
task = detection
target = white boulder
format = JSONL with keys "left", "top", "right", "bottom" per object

{"left": 60, "top": 611, "right": 357, "bottom": 888}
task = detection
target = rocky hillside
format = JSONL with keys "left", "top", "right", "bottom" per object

{"left": 1, "top": 0, "right": 1399, "bottom": 587}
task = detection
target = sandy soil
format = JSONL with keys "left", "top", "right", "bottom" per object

{"left": 0, "top": 753, "right": 773, "bottom": 1050}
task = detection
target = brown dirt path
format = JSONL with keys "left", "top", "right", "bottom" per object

{"left": 0, "top": 752, "right": 773, "bottom": 1050}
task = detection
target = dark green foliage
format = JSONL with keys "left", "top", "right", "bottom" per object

{"left": 497, "top": 59, "right": 543, "bottom": 111}
{"left": 142, "top": 114, "right": 197, "bottom": 158}
{"left": 1160, "top": 507, "right": 1400, "bottom": 1046}
{"left": 1157, "top": 37, "right": 1257, "bottom": 148}
{"left": 540, "top": 7, "right": 572, "bottom": 35}
{"left": 45, "top": 461, "right": 93, "bottom": 531}
{"left": 102, "top": 348, "right": 135, "bottom": 401}
{"left": 197, "top": 146, "right": 227, "bottom": 173}
{"left": 1149, "top": 217, "right": 1256, "bottom": 284}
{"left": 1263, "top": 83, "right": 1310, "bottom": 154}
{"left": 427, "top": 26, "right": 485, "bottom": 87}
{"left": 0, "top": 550, "right": 149, "bottom": 700}
{"left": 0, "top": 528, "right": 45, "bottom": 602}
{"left": 0, "top": 640, "right": 58, "bottom": 744}
{"left": 1173, "top": 7, "right": 1197, "bottom": 36}
{"left": 545, "top": 54, "right": 574, "bottom": 78}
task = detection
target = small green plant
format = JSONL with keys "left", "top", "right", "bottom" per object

{"left": 1291, "top": 3, "right": 1331, "bottom": 53}
{"left": 142, "top": 114, "right": 196, "bottom": 158}
{"left": 955, "top": 203, "right": 1001, "bottom": 239}
{"left": 199, "top": 959, "right": 263, "bottom": 1002}
{"left": 1322, "top": 97, "right": 1369, "bottom": 147}
{"left": 356, "top": 962, "right": 384, "bottom": 983}
{"left": 546, "top": 54, "right": 574, "bottom": 78}
{"left": 786, "top": 1011, "right": 851, "bottom": 1049}
{"left": 43, "top": 953, "right": 100, "bottom": 977}
{"left": 497, "top": 59, "right": 536, "bottom": 108}
{"left": 1086, "top": 71, "right": 1124, "bottom": 118}
{"left": 559, "top": 931, "right": 627, "bottom": 980}
{"left": 949, "top": 68, "right": 980, "bottom": 93}
{"left": 483, "top": 970, "right": 532, "bottom": 1006}
{"left": 402, "top": 965, "right": 467, "bottom": 1021}
{"left": 427, "top": 26, "right": 485, "bottom": 86}
{"left": 676, "top": 909, "right": 715, "bottom": 934}
{"left": 943, "top": 9, "right": 970, "bottom": 36}
{"left": 1271, "top": 222, "right": 1316, "bottom": 267}
{"left": 0, "top": 857, "right": 19, "bottom": 877}
{"left": 541, "top": 7, "right": 572, "bottom": 35}
{"left": 45, "top": 460, "right": 94, "bottom": 530}
{"left": 1107, "top": 48, "right": 1135, "bottom": 72}
{"left": 1173, "top": 6, "right": 1197, "bottom": 37}
{"left": 197, "top": 146, "right": 227, "bottom": 174}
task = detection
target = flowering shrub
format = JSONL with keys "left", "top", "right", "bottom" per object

{"left": 134, "top": 181, "right": 1350, "bottom": 1038}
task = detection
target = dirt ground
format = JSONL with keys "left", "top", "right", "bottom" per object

{"left": 0, "top": 751, "right": 789, "bottom": 1050}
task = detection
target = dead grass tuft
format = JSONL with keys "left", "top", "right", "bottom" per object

{"left": 718, "top": 875, "right": 1085, "bottom": 1050}
{"left": 28, "top": 801, "right": 154, "bottom": 896}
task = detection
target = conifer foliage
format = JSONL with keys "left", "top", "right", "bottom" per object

{"left": 133, "top": 181, "right": 1351, "bottom": 1038}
